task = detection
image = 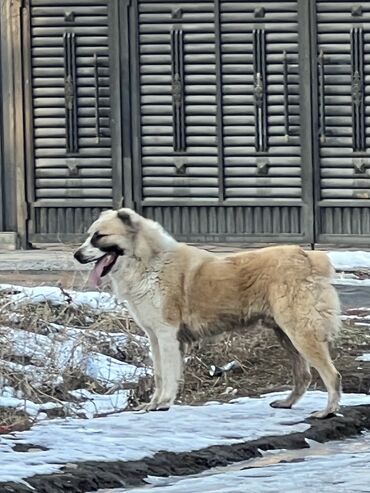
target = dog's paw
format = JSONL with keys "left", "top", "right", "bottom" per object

{"left": 133, "top": 401, "right": 158, "bottom": 412}
{"left": 151, "top": 405, "right": 170, "bottom": 412}
{"left": 309, "top": 409, "right": 336, "bottom": 419}
{"left": 132, "top": 403, "right": 149, "bottom": 412}
{"left": 269, "top": 399, "right": 292, "bottom": 409}
{"left": 134, "top": 395, "right": 174, "bottom": 413}
{"left": 150, "top": 397, "right": 174, "bottom": 411}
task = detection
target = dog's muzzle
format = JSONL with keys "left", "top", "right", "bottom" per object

{"left": 73, "top": 248, "right": 98, "bottom": 264}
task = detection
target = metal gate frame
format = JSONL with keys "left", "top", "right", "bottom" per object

{"left": 298, "top": 0, "right": 316, "bottom": 245}
{"left": 0, "top": 0, "right": 27, "bottom": 245}
{"left": 114, "top": 0, "right": 135, "bottom": 210}
{"left": 122, "top": 0, "right": 317, "bottom": 244}
{"left": 0, "top": 76, "right": 3, "bottom": 232}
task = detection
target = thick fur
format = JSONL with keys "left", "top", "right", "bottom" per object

{"left": 74, "top": 208, "right": 342, "bottom": 418}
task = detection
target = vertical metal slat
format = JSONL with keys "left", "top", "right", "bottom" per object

{"left": 171, "top": 29, "right": 178, "bottom": 151}
{"left": 283, "top": 51, "right": 289, "bottom": 141}
{"left": 71, "top": 32, "right": 78, "bottom": 153}
{"left": 63, "top": 33, "right": 71, "bottom": 152}
{"left": 318, "top": 49, "right": 326, "bottom": 144}
{"left": 252, "top": 30, "right": 260, "bottom": 151}
{"left": 171, "top": 28, "right": 186, "bottom": 153}
{"left": 215, "top": 0, "right": 225, "bottom": 202}
{"left": 351, "top": 27, "right": 365, "bottom": 152}
{"left": 261, "top": 29, "right": 267, "bottom": 152}
{"left": 63, "top": 31, "right": 78, "bottom": 154}
{"left": 358, "top": 27, "right": 366, "bottom": 151}
{"left": 253, "top": 28, "right": 267, "bottom": 153}
{"left": 179, "top": 30, "right": 186, "bottom": 152}
{"left": 93, "top": 53, "right": 101, "bottom": 144}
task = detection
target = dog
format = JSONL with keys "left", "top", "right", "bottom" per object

{"left": 74, "top": 208, "right": 342, "bottom": 418}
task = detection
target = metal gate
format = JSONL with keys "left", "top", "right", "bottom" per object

{"left": 21, "top": 0, "right": 370, "bottom": 244}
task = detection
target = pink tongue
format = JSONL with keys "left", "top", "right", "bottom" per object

{"left": 88, "top": 254, "right": 113, "bottom": 288}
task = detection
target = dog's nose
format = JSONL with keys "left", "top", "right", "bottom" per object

{"left": 74, "top": 249, "right": 84, "bottom": 264}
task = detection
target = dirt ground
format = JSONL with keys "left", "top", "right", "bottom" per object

{"left": 182, "top": 318, "right": 370, "bottom": 404}
{"left": 0, "top": 270, "right": 89, "bottom": 290}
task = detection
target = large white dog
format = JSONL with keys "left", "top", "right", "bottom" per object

{"left": 74, "top": 208, "right": 342, "bottom": 418}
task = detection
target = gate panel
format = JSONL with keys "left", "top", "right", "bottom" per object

{"left": 25, "top": 0, "right": 116, "bottom": 242}
{"left": 135, "top": 0, "right": 314, "bottom": 242}
{"left": 220, "top": 1, "right": 311, "bottom": 238}
{"left": 137, "top": 1, "right": 219, "bottom": 205}
{"left": 315, "top": 1, "right": 370, "bottom": 243}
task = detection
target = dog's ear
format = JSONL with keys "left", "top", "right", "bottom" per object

{"left": 117, "top": 208, "right": 139, "bottom": 232}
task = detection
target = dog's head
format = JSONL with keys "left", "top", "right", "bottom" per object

{"left": 74, "top": 208, "right": 140, "bottom": 287}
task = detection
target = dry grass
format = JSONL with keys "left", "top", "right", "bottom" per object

{"left": 0, "top": 407, "right": 31, "bottom": 433}
{"left": 0, "top": 287, "right": 151, "bottom": 421}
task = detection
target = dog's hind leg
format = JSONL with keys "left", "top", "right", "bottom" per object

{"left": 270, "top": 327, "right": 312, "bottom": 409}
{"left": 307, "top": 343, "right": 341, "bottom": 419}
{"left": 281, "top": 329, "right": 341, "bottom": 419}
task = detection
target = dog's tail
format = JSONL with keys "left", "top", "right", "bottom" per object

{"left": 307, "top": 251, "right": 335, "bottom": 279}
{"left": 307, "top": 251, "right": 341, "bottom": 341}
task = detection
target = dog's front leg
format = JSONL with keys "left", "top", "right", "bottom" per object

{"left": 135, "top": 328, "right": 163, "bottom": 412}
{"left": 154, "top": 324, "right": 183, "bottom": 411}
{"left": 146, "top": 328, "right": 163, "bottom": 409}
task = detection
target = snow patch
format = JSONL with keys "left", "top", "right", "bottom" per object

{"left": 0, "top": 327, "right": 147, "bottom": 388}
{"left": 0, "top": 391, "right": 370, "bottom": 483}
{"left": 356, "top": 353, "right": 370, "bottom": 362}
{"left": 333, "top": 278, "right": 370, "bottom": 287}
{"left": 0, "top": 284, "right": 124, "bottom": 312}
{"left": 328, "top": 251, "right": 370, "bottom": 271}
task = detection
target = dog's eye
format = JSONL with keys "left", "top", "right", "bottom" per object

{"left": 94, "top": 233, "right": 107, "bottom": 240}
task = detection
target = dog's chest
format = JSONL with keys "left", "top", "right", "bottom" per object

{"left": 113, "top": 276, "right": 164, "bottom": 330}
{"left": 126, "top": 296, "right": 164, "bottom": 330}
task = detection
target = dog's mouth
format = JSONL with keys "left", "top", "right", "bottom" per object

{"left": 88, "top": 252, "right": 119, "bottom": 287}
